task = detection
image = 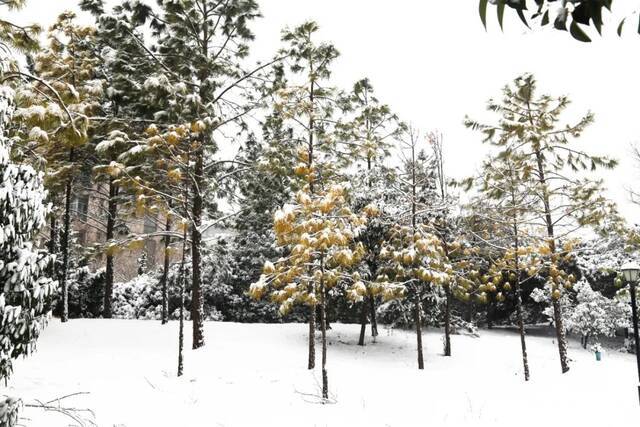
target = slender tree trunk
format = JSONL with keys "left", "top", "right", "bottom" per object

{"left": 444, "top": 286, "right": 452, "bottom": 356}
{"left": 358, "top": 299, "right": 368, "bottom": 346}
{"left": 161, "top": 214, "right": 171, "bottom": 325}
{"left": 48, "top": 214, "right": 57, "bottom": 278}
{"left": 466, "top": 300, "right": 474, "bottom": 323}
{"left": 177, "top": 228, "right": 187, "bottom": 377}
{"left": 306, "top": 70, "right": 316, "bottom": 370}
{"left": 534, "top": 150, "right": 569, "bottom": 373}
{"left": 515, "top": 283, "right": 530, "bottom": 381}
{"left": 103, "top": 178, "right": 118, "bottom": 318}
{"left": 552, "top": 299, "right": 570, "bottom": 372}
{"left": 415, "top": 298, "right": 424, "bottom": 369}
{"left": 582, "top": 333, "right": 589, "bottom": 349}
{"left": 487, "top": 302, "right": 494, "bottom": 329}
{"left": 190, "top": 148, "right": 204, "bottom": 350}
{"left": 369, "top": 295, "right": 378, "bottom": 337}
{"left": 59, "top": 148, "right": 74, "bottom": 323}
{"left": 308, "top": 302, "right": 316, "bottom": 369}
{"left": 319, "top": 273, "right": 328, "bottom": 400}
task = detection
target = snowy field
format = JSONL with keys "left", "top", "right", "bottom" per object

{"left": 8, "top": 320, "right": 640, "bottom": 427}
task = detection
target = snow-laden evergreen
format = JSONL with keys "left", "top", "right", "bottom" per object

{"left": 0, "top": 86, "right": 57, "bottom": 425}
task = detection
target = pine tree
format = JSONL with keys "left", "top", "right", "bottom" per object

{"left": 17, "top": 13, "right": 97, "bottom": 322}
{"left": 249, "top": 21, "right": 372, "bottom": 400}
{"left": 472, "top": 153, "right": 541, "bottom": 380}
{"left": 377, "top": 128, "right": 451, "bottom": 369}
{"left": 112, "top": 0, "right": 276, "bottom": 350}
{"left": 337, "top": 78, "right": 405, "bottom": 345}
{"left": 465, "top": 73, "right": 617, "bottom": 373}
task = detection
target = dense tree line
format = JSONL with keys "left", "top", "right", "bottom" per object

{"left": 0, "top": 0, "right": 638, "bottom": 419}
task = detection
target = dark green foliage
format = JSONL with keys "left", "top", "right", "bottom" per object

{"left": 68, "top": 267, "right": 105, "bottom": 318}
{"left": 479, "top": 0, "right": 639, "bottom": 41}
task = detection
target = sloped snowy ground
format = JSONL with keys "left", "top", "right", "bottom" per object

{"left": 7, "top": 319, "right": 640, "bottom": 427}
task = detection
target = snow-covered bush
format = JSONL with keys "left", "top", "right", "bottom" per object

{"left": 112, "top": 274, "right": 162, "bottom": 320}
{"left": 68, "top": 266, "right": 105, "bottom": 318}
{"left": 564, "top": 280, "right": 630, "bottom": 348}
{"left": 0, "top": 86, "right": 57, "bottom": 384}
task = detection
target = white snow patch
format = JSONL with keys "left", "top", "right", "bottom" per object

{"left": 7, "top": 320, "right": 640, "bottom": 426}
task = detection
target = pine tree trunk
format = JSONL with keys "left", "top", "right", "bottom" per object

{"left": 487, "top": 301, "right": 494, "bottom": 329}
{"left": 177, "top": 228, "right": 187, "bottom": 377}
{"left": 320, "top": 279, "right": 328, "bottom": 400}
{"left": 444, "top": 286, "right": 452, "bottom": 356}
{"left": 358, "top": 298, "right": 368, "bottom": 346}
{"left": 103, "top": 178, "right": 118, "bottom": 319}
{"left": 415, "top": 299, "right": 424, "bottom": 369}
{"left": 308, "top": 302, "right": 316, "bottom": 369}
{"left": 190, "top": 148, "right": 204, "bottom": 350}
{"left": 59, "top": 148, "right": 74, "bottom": 323}
{"left": 161, "top": 215, "right": 171, "bottom": 325}
{"left": 534, "top": 149, "right": 570, "bottom": 374}
{"left": 177, "top": 282, "right": 184, "bottom": 376}
{"left": 515, "top": 283, "right": 530, "bottom": 381}
{"left": 552, "top": 298, "right": 570, "bottom": 373}
{"left": 369, "top": 295, "right": 378, "bottom": 337}
{"left": 48, "top": 214, "right": 57, "bottom": 278}
{"left": 582, "top": 333, "right": 589, "bottom": 349}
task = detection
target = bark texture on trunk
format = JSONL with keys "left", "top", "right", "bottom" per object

{"left": 552, "top": 299, "right": 570, "bottom": 373}
{"left": 161, "top": 215, "right": 171, "bottom": 325}
{"left": 415, "top": 300, "right": 424, "bottom": 369}
{"left": 103, "top": 178, "right": 118, "bottom": 319}
{"left": 320, "top": 279, "right": 328, "bottom": 400}
{"left": 358, "top": 299, "right": 368, "bottom": 346}
{"left": 308, "top": 302, "right": 316, "bottom": 369}
{"left": 534, "top": 149, "right": 570, "bottom": 374}
{"left": 190, "top": 149, "right": 204, "bottom": 350}
{"left": 444, "top": 287, "right": 452, "bottom": 356}
{"left": 515, "top": 284, "right": 530, "bottom": 381}
{"left": 48, "top": 215, "right": 57, "bottom": 278}
{"left": 177, "top": 230, "right": 187, "bottom": 377}
{"left": 369, "top": 295, "right": 378, "bottom": 337}
{"left": 59, "top": 149, "right": 74, "bottom": 323}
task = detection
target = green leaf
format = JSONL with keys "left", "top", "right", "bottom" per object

{"left": 554, "top": 7, "right": 568, "bottom": 31}
{"left": 541, "top": 10, "right": 550, "bottom": 27}
{"left": 479, "top": 0, "right": 489, "bottom": 29}
{"left": 617, "top": 18, "right": 625, "bottom": 37}
{"left": 516, "top": 8, "right": 530, "bottom": 29}
{"left": 570, "top": 21, "right": 591, "bottom": 42}
{"left": 497, "top": 1, "right": 506, "bottom": 30}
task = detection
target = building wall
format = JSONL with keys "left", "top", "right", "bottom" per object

{"left": 70, "top": 182, "right": 178, "bottom": 282}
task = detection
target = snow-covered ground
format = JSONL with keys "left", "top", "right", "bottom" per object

{"left": 8, "top": 320, "right": 640, "bottom": 426}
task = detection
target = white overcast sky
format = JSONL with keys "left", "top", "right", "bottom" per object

{"left": 9, "top": 1, "right": 640, "bottom": 222}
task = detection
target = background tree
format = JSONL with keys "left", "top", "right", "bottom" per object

{"left": 338, "top": 78, "right": 405, "bottom": 345}
{"left": 377, "top": 127, "right": 451, "bottom": 369}
{"left": 472, "top": 153, "right": 543, "bottom": 380}
{"left": 118, "top": 0, "right": 276, "bottom": 350}
{"left": 12, "top": 12, "right": 95, "bottom": 323}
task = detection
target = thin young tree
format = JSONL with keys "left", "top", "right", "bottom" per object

{"left": 338, "top": 78, "right": 405, "bottom": 345}
{"left": 378, "top": 127, "right": 451, "bottom": 369}
{"left": 465, "top": 73, "right": 617, "bottom": 373}
{"left": 266, "top": 21, "right": 341, "bottom": 369}
{"left": 473, "top": 154, "right": 539, "bottom": 380}
{"left": 110, "top": 0, "right": 280, "bottom": 349}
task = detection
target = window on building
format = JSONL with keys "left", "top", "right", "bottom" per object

{"left": 72, "top": 194, "right": 90, "bottom": 221}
